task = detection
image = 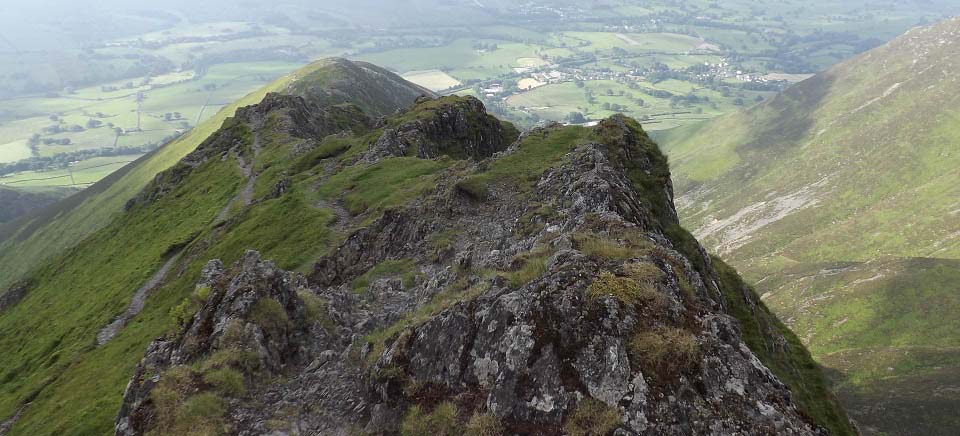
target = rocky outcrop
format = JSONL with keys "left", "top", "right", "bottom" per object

{"left": 236, "top": 92, "right": 373, "bottom": 140}
{"left": 116, "top": 251, "right": 314, "bottom": 435}
{"left": 285, "top": 58, "right": 435, "bottom": 119}
{"left": 0, "top": 281, "right": 30, "bottom": 313}
{"left": 116, "top": 99, "right": 843, "bottom": 435}
{"left": 365, "top": 96, "right": 519, "bottom": 161}
{"left": 123, "top": 59, "right": 423, "bottom": 212}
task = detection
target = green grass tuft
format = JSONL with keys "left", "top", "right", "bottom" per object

{"left": 587, "top": 265, "right": 666, "bottom": 310}
{"left": 316, "top": 157, "right": 449, "bottom": 217}
{"left": 351, "top": 259, "right": 418, "bottom": 294}
{"left": 150, "top": 369, "right": 227, "bottom": 436}
{"left": 400, "top": 402, "right": 461, "bottom": 436}
{"left": 202, "top": 368, "right": 246, "bottom": 397}
{"left": 249, "top": 299, "right": 290, "bottom": 336}
{"left": 627, "top": 327, "right": 699, "bottom": 376}
{"left": 505, "top": 245, "right": 555, "bottom": 288}
{"left": 465, "top": 412, "right": 504, "bottom": 436}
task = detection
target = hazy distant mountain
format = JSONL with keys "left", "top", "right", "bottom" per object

{"left": 659, "top": 17, "right": 960, "bottom": 435}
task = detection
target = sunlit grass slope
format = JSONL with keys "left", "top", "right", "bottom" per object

{"left": 659, "top": 18, "right": 960, "bottom": 435}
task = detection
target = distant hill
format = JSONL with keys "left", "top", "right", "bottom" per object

{"left": 0, "top": 187, "right": 75, "bottom": 224}
{"left": 659, "top": 17, "right": 960, "bottom": 435}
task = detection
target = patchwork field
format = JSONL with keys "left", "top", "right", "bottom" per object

{"left": 357, "top": 38, "right": 548, "bottom": 78}
{"left": 507, "top": 78, "right": 771, "bottom": 130}
{"left": 0, "top": 155, "right": 143, "bottom": 188}
{"left": 0, "top": 61, "right": 301, "bottom": 188}
{"left": 560, "top": 32, "right": 706, "bottom": 53}
{"left": 401, "top": 70, "right": 462, "bottom": 92}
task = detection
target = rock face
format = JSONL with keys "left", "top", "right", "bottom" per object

{"left": 126, "top": 93, "right": 373, "bottom": 211}
{"left": 116, "top": 252, "right": 314, "bottom": 435}
{"left": 0, "top": 281, "right": 30, "bottom": 313}
{"left": 366, "top": 96, "right": 519, "bottom": 161}
{"left": 116, "top": 93, "right": 841, "bottom": 435}
{"left": 284, "top": 58, "right": 436, "bottom": 119}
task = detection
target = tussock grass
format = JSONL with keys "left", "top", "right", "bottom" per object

{"left": 401, "top": 402, "right": 460, "bottom": 436}
{"left": 572, "top": 227, "right": 654, "bottom": 260}
{"left": 459, "top": 126, "right": 591, "bottom": 195}
{"left": 465, "top": 412, "right": 505, "bottom": 436}
{"left": 587, "top": 263, "right": 666, "bottom": 309}
{"left": 506, "top": 244, "right": 556, "bottom": 288}
{"left": 628, "top": 327, "right": 699, "bottom": 375}
{"left": 563, "top": 398, "right": 621, "bottom": 436}
{"left": 150, "top": 368, "right": 227, "bottom": 436}
{"left": 202, "top": 367, "right": 245, "bottom": 396}
{"left": 298, "top": 290, "right": 335, "bottom": 332}
{"left": 316, "top": 157, "right": 449, "bottom": 216}
{"left": 250, "top": 298, "right": 290, "bottom": 337}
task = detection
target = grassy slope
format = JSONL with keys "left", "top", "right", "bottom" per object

{"left": 658, "top": 18, "right": 960, "bottom": 435}
{"left": 762, "top": 258, "right": 960, "bottom": 435}
{"left": 713, "top": 258, "right": 854, "bottom": 436}
{"left": 663, "top": 18, "right": 960, "bottom": 266}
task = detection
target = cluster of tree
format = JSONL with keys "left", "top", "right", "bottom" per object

{"left": 738, "top": 81, "right": 784, "bottom": 92}
{"left": 42, "top": 124, "right": 85, "bottom": 135}
{"left": 132, "top": 29, "right": 269, "bottom": 50}
{"left": 567, "top": 112, "right": 587, "bottom": 124}
{"left": 353, "top": 37, "right": 447, "bottom": 54}
{"left": 640, "top": 88, "right": 675, "bottom": 99}
{"left": 600, "top": 102, "right": 625, "bottom": 112}
{"left": 472, "top": 42, "right": 500, "bottom": 51}
{"left": 27, "top": 134, "right": 70, "bottom": 149}
{"left": 552, "top": 53, "right": 597, "bottom": 68}
{"left": 670, "top": 93, "right": 709, "bottom": 107}
{"left": 0, "top": 145, "right": 146, "bottom": 177}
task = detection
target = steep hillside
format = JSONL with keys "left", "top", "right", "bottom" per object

{"left": 658, "top": 17, "right": 960, "bottom": 435}
{"left": 0, "top": 59, "right": 432, "bottom": 291}
{"left": 0, "top": 59, "right": 851, "bottom": 435}
{"left": 763, "top": 257, "right": 960, "bottom": 435}
{"left": 0, "top": 187, "right": 75, "bottom": 224}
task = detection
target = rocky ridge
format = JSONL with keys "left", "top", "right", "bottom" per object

{"left": 114, "top": 88, "right": 848, "bottom": 435}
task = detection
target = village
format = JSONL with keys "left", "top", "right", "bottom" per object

{"left": 471, "top": 51, "right": 797, "bottom": 128}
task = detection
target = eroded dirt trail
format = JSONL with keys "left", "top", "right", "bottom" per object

{"left": 214, "top": 116, "right": 264, "bottom": 223}
{"left": 96, "top": 252, "right": 180, "bottom": 346}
